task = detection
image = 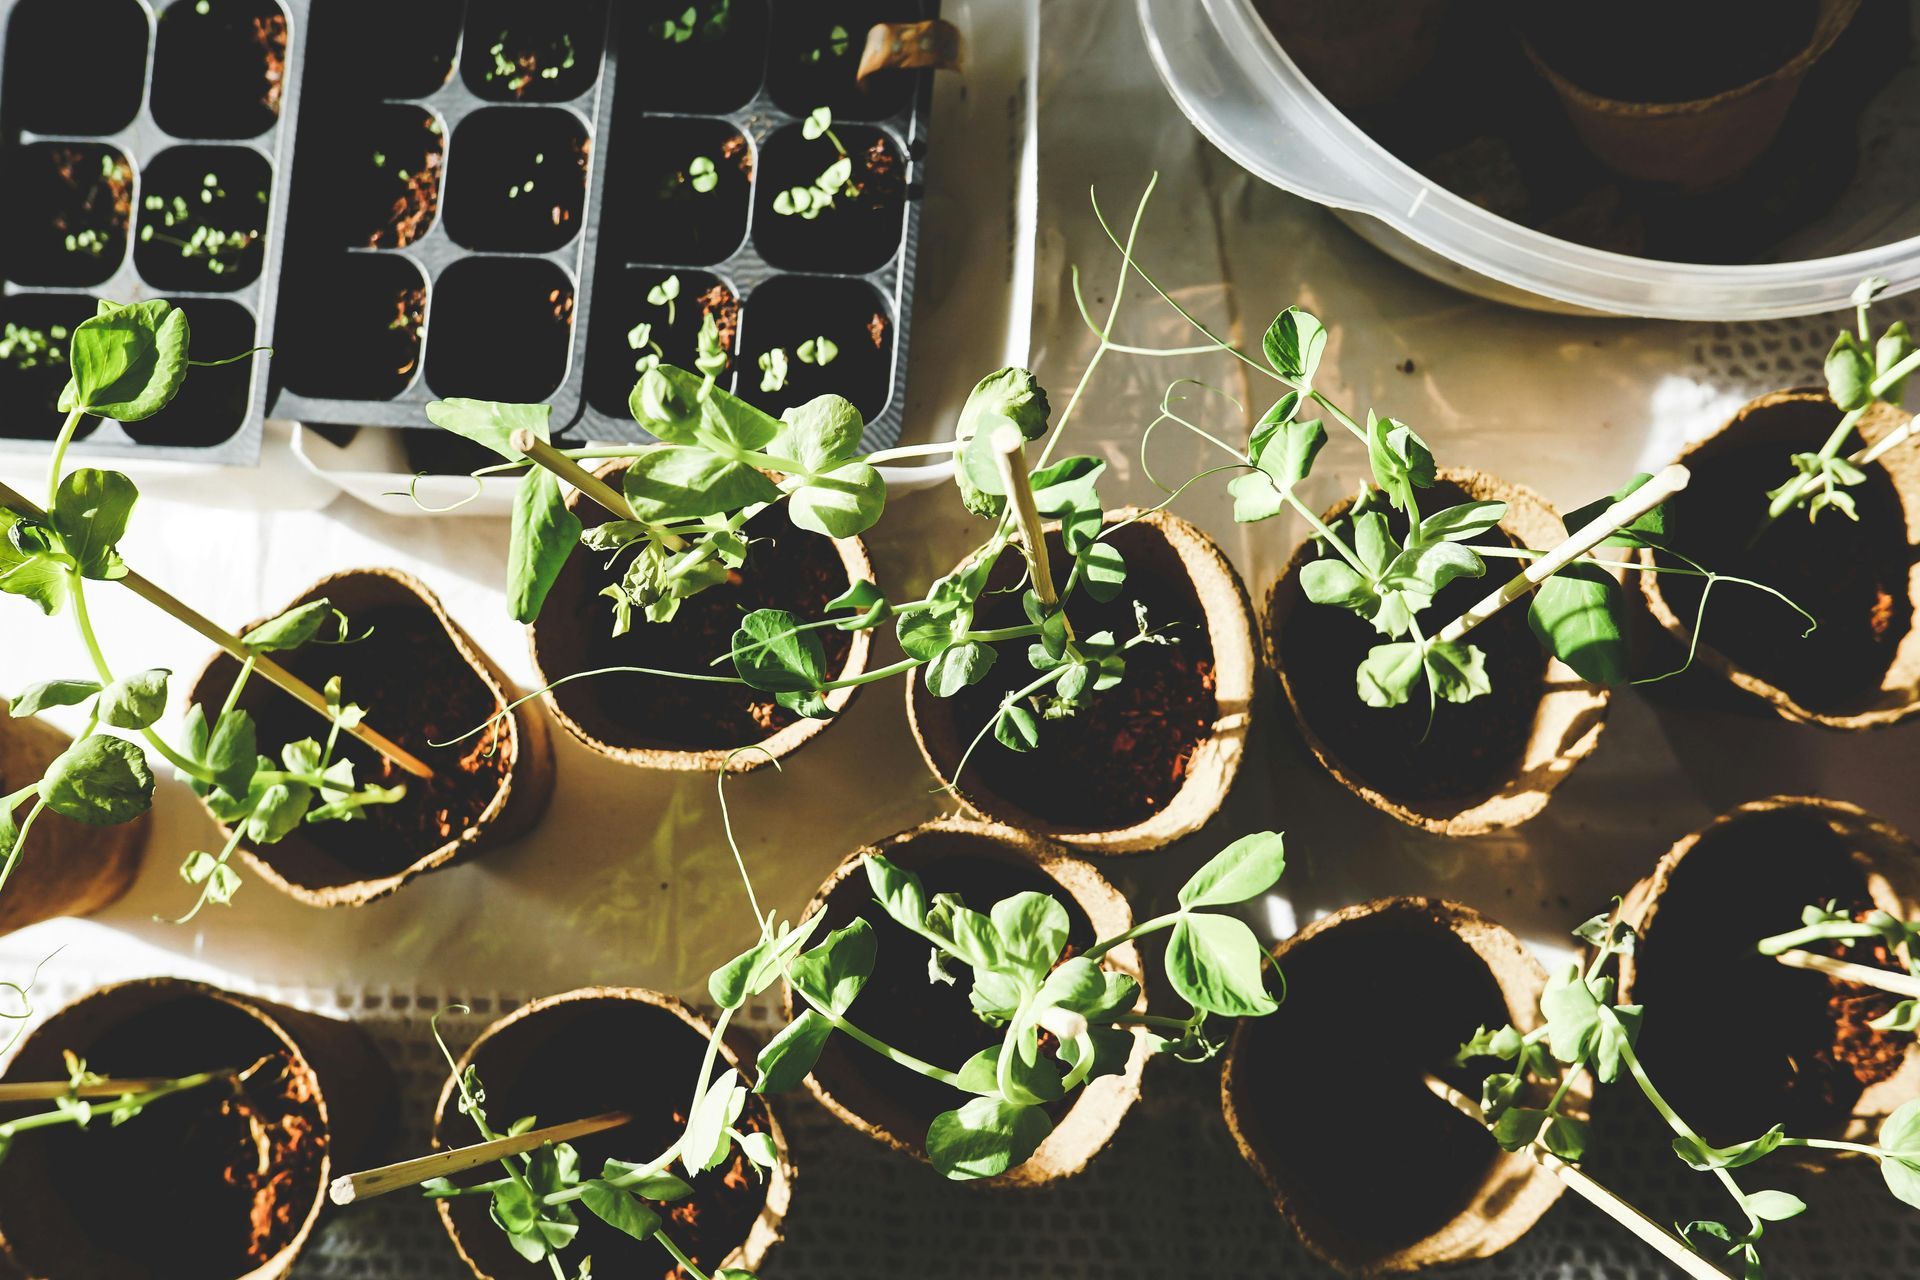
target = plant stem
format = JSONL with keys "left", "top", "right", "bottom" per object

{"left": 1083, "top": 912, "right": 1180, "bottom": 963}
{"left": 45, "top": 408, "right": 85, "bottom": 509}
{"left": 788, "top": 982, "right": 959, "bottom": 1086}
{"left": 0, "top": 1067, "right": 231, "bottom": 1142}
{"left": 1768, "top": 949, "right": 1920, "bottom": 999}
{"left": 0, "top": 798, "right": 48, "bottom": 900}
{"left": 509, "top": 429, "right": 688, "bottom": 551}
{"left": 66, "top": 567, "right": 219, "bottom": 786}
{"left": 652, "top": 1229, "right": 712, "bottom": 1280}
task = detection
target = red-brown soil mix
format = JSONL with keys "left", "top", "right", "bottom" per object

{"left": 699, "top": 283, "right": 740, "bottom": 358}
{"left": 14, "top": 999, "right": 325, "bottom": 1278}
{"left": 49, "top": 145, "right": 133, "bottom": 244}
{"left": 253, "top": 13, "right": 288, "bottom": 115}
{"left": 543, "top": 501, "right": 853, "bottom": 753}
{"left": 1654, "top": 398, "right": 1912, "bottom": 715}
{"left": 369, "top": 124, "right": 444, "bottom": 249}
{"left": 1237, "top": 906, "right": 1508, "bottom": 1252}
{"left": 212, "top": 604, "right": 511, "bottom": 877}
{"left": 1632, "top": 806, "right": 1907, "bottom": 1143}
{"left": 1277, "top": 485, "right": 1547, "bottom": 804}
{"left": 806, "top": 832, "right": 1098, "bottom": 1135}
{"left": 439, "top": 998, "right": 771, "bottom": 1280}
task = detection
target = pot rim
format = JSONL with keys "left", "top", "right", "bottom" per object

{"left": 904, "top": 506, "right": 1257, "bottom": 854}
{"left": 528, "top": 459, "right": 875, "bottom": 772}
{"left": 787, "top": 813, "right": 1151, "bottom": 1187}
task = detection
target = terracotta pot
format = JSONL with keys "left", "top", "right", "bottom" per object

{"left": 1265, "top": 469, "right": 1609, "bottom": 836}
{"left": 1616, "top": 796, "right": 1920, "bottom": 1145}
{"left": 1639, "top": 389, "right": 1920, "bottom": 729}
{"left": 1523, "top": 0, "right": 1861, "bottom": 189}
{"left": 1222, "top": 897, "right": 1565, "bottom": 1274}
{"left": 188, "top": 568, "right": 555, "bottom": 907}
{"left": 789, "top": 816, "right": 1149, "bottom": 1186}
{"left": 433, "top": 988, "right": 789, "bottom": 1279}
{"left": 529, "top": 461, "right": 873, "bottom": 772}
{"left": 907, "top": 508, "right": 1256, "bottom": 854}
{"left": 0, "top": 977, "right": 393, "bottom": 1280}
{"left": 0, "top": 709, "right": 146, "bottom": 933}
{"left": 1252, "top": 0, "right": 1454, "bottom": 112}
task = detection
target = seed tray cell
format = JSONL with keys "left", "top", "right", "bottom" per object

{"left": 274, "top": 0, "right": 939, "bottom": 459}
{"left": 0, "top": 0, "right": 303, "bottom": 464}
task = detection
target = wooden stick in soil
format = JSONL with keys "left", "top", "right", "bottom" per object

{"left": 0, "top": 479, "right": 434, "bottom": 781}
{"left": 1772, "top": 949, "right": 1920, "bottom": 999}
{"left": 0, "top": 1077, "right": 178, "bottom": 1102}
{"left": 329, "top": 1109, "right": 632, "bottom": 1205}
{"left": 1436, "top": 464, "right": 1691, "bottom": 646}
{"left": 508, "top": 429, "right": 687, "bottom": 552}
{"left": 1422, "top": 1075, "right": 1730, "bottom": 1280}
{"left": 991, "top": 425, "right": 1070, "bottom": 636}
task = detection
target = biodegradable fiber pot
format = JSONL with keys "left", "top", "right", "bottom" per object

{"left": 1640, "top": 389, "right": 1920, "bottom": 729}
{"left": 0, "top": 708, "right": 146, "bottom": 933}
{"left": 790, "top": 816, "right": 1150, "bottom": 1186}
{"left": 1522, "top": 0, "right": 1862, "bottom": 189}
{"left": 434, "top": 988, "right": 789, "bottom": 1279}
{"left": 907, "top": 508, "right": 1256, "bottom": 855}
{"left": 189, "top": 568, "right": 555, "bottom": 907}
{"left": 0, "top": 977, "right": 394, "bottom": 1280}
{"left": 1266, "top": 470, "right": 1609, "bottom": 836}
{"left": 1252, "top": 0, "right": 1455, "bottom": 111}
{"left": 1221, "top": 898, "right": 1566, "bottom": 1274}
{"left": 529, "top": 462, "right": 874, "bottom": 772}
{"left": 1616, "top": 796, "right": 1920, "bottom": 1146}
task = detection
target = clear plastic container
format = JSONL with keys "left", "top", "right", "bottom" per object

{"left": 1137, "top": 0, "right": 1920, "bottom": 319}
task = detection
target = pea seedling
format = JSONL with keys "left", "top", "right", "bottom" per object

{"left": 647, "top": 274, "right": 681, "bottom": 327}
{"left": 1758, "top": 904, "right": 1920, "bottom": 1034}
{"left": 137, "top": 173, "right": 261, "bottom": 277}
{"left": 0, "top": 1049, "right": 255, "bottom": 1169}
{"left": 659, "top": 0, "right": 734, "bottom": 45}
{"left": 772, "top": 107, "right": 856, "bottom": 221}
{"left": 0, "top": 300, "right": 414, "bottom": 926}
{"left": 1455, "top": 912, "right": 1920, "bottom": 1279}
{"left": 803, "top": 23, "right": 852, "bottom": 64}
{"left": 0, "top": 321, "right": 65, "bottom": 373}
{"left": 796, "top": 336, "right": 838, "bottom": 368}
{"left": 756, "top": 346, "right": 789, "bottom": 393}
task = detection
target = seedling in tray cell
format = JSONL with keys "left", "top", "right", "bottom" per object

{"left": 765, "top": 1, "right": 919, "bottom": 120}
{"left": 633, "top": 0, "right": 767, "bottom": 113}
{"left": 150, "top": 0, "right": 289, "bottom": 140}
{"left": 739, "top": 274, "right": 891, "bottom": 420}
{"left": 0, "top": 296, "right": 95, "bottom": 441}
{"left": 444, "top": 108, "right": 589, "bottom": 254}
{"left": 619, "top": 116, "right": 752, "bottom": 267}
{"left": 4, "top": 144, "right": 133, "bottom": 290}
{"left": 754, "top": 109, "right": 906, "bottom": 273}
{"left": 134, "top": 149, "right": 271, "bottom": 291}
{"left": 464, "top": 0, "right": 605, "bottom": 103}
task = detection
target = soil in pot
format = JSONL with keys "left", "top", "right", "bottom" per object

{"left": 1275, "top": 483, "right": 1548, "bottom": 806}
{"left": 461, "top": 0, "right": 606, "bottom": 103}
{"left": 282, "top": 254, "right": 426, "bottom": 401}
{"left": 2, "top": 0, "right": 148, "bottom": 135}
{"left": 0, "top": 996, "right": 325, "bottom": 1279}
{"left": 939, "top": 522, "right": 1217, "bottom": 833}
{"left": 750, "top": 122, "right": 906, "bottom": 275}
{"left": 764, "top": 0, "right": 920, "bottom": 121}
{"left": 1232, "top": 903, "right": 1516, "bottom": 1263}
{"left": 133, "top": 145, "right": 272, "bottom": 292}
{"left": 423, "top": 257, "right": 573, "bottom": 403}
{"left": 3, "top": 142, "right": 133, "bottom": 289}
{"left": 151, "top": 0, "right": 288, "bottom": 139}
{"left": 1629, "top": 805, "right": 1910, "bottom": 1144}
{"left": 437, "top": 995, "right": 773, "bottom": 1280}
{"left": 737, "top": 275, "right": 892, "bottom": 425}
{"left": 629, "top": 0, "right": 769, "bottom": 114}
{"left": 807, "top": 830, "right": 1097, "bottom": 1137}
{"left": 1653, "top": 395, "right": 1911, "bottom": 717}
{"left": 608, "top": 116, "right": 752, "bottom": 267}
{"left": 0, "top": 293, "right": 98, "bottom": 440}
{"left": 541, "top": 499, "right": 854, "bottom": 753}
{"left": 587, "top": 268, "right": 737, "bottom": 417}
{"left": 198, "top": 601, "right": 512, "bottom": 879}
{"left": 444, "top": 108, "right": 589, "bottom": 253}
{"left": 120, "top": 298, "right": 255, "bottom": 447}
{"left": 315, "top": 0, "right": 461, "bottom": 99}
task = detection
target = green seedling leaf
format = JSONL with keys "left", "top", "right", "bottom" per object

{"left": 1077, "top": 540, "right": 1127, "bottom": 603}
{"left": 682, "top": 1069, "right": 747, "bottom": 1175}
{"left": 242, "top": 600, "right": 340, "bottom": 651}
{"left": 1674, "top": 1125, "right": 1784, "bottom": 1172}
{"left": 98, "top": 669, "right": 168, "bottom": 730}
{"left": 925, "top": 1097, "right": 1052, "bottom": 1181}
{"left": 10, "top": 678, "right": 101, "bottom": 717}
{"left": 789, "top": 919, "right": 876, "bottom": 1016}
{"left": 1826, "top": 331, "right": 1875, "bottom": 411}
{"left": 578, "top": 1180, "right": 662, "bottom": 1241}
{"left": 1877, "top": 321, "right": 1914, "bottom": 401}
{"left": 624, "top": 446, "right": 781, "bottom": 522}
{"left": 51, "top": 468, "right": 136, "bottom": 581}
{"left": 597, "top": 1163, "right": 694, "bottom": 1201}
{"left": 0, "top": 509, "right": 69, "bottom": 615}
{"left": 953, "top": 368, "right": 1052, "bottom": 517}
{"left": 925, "top": 640, "right": 995, "bottom": 697}
{"left": 205, "top": 708, "right": 259, "bottom": 797}
{"left": 1879, "top": 1098, "right": 1920, "bottom": 1209}
{"left": 755, "top": 1010, "right": 833, "bottom": 1094}
{"left": 508, "top": 470, "right": 582, "bottom": 624}
{"left": 41, "top": 734, "right": 153, "bottom": 824}
{"left": 789, "top": 460, "right": 885, "bottom": 538}
{"left": 1562, "top": 473, "right": 1670, "bottom": 549}
{"left": 1356, "top": 641, "right": 1423, "bottom": 708}
{"left": 1029, "top": 456, "right": 1106, "bottom": 554}
{"left": 422, "top": 399, "right": 550, "bottom": 461}
{"left": 1528, "top": 564, "right": 1628, "bottom": 685}
{"left": 1745, "top": 1190, "right": 1807, "bottom": 1223}
{"left": 731, "top": 609, "right": 827, "bottom": 693}
{"left": 1262, "top": 307, "right": 1327, "bottom": 387}
{"left": 826, "top": 578, "right": 888, "bottom": 629}
{"left": 59, "top": 300, "right": 189, "bottom": 420}
{"left": 245, "top": 781, "right": 313, "bottom": 845}
{"left": 711, "top": 913, "right": 828, "bottom": 1009}
{"left": 991, "top": 892, "right": 1071, "bottom": 972}
{"left": 1365, "top": 412, "right": 1435, "bottom": 510}
{"left": 1540, "top": 963, "right": 1602, "bottom": 1066}
{"left": 865, "top": 854, "right": 929, "bottom": 927}
{"left": 1166, "top": 913, "right": 1276, "bottom": 1017}
{"left": 1178, "top": 831, "right": 1287, "bottom": 909}
{"left": 631, "top": 365, "right": 781, "bottom": 451}
{"left": 1425, "top": 640, "right": 1490, "bottom": 705}
{"left": 774, "top": 394, "right": 864, "bottom": 467}
{"left": 1418, "top": 501, "right": 1507, "bottom": 542}
{"left": 994, "top": 704, "right": 1040, "bottom": 752}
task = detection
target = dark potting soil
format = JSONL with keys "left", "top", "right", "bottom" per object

{"left": 1276, "top": 490, "right": 1546, "bottom": 806}
{"left": 1656, "top": 398, "right": 1912, "bottom": 715}
{"left": 630, "top": 0, "right": 770, "bottom": 114}
{"left": 4, "top": 144, "right": 133, "bottom": 289}
{"left": 1240, "top": 906, "right": 1507, "bottom": 1253}
{"left": 1633, "top": 807, "right": 1908, "bottom": 1144}
{"left": 444, "top": 109, "right": 589, "bottom": 254}
{"left": 764, "top": 0, "right": 920, "bottom": 121}
{"left": 284, "top": 259, "right": 426, "bottom": 400}
{"left": 738, "top": 274, "right": 893, "bottom": 423}
{"left": 546, "top": 500, "right": 854, "bottom": 752}
{"left": 588, "top": 270, "right": 738, "bottom": 416}
{"left": 151, "top": 0, "right": 287, "bottom": 139}
{"left": 424, "top": 258, "right": 574, "bottom": 403}
{"left": 943, "top": 522, "right": 1216, "bottom": 832}
{"left": 22, "top": 999, "right": 324, "bottom": 1279}
{"left": 611, "top": 116, "right": 752, "bottom": 266}
{"left": 1316, "top": 1, "right": 1904, "bottom": 262}
{"left": 751, "top": 125, "right": 907, "bottom": 274}
{"left": 439, "top": 998, "right": 771, "bottom": 1280}
{"left": 218, "top": 604, "right": 511, "bottom": 878}
{"left": 350, "top": 108, "right": 444, "bottom": 249}
{"left": 132, "top": 146, "right": 272, "bottom": 292}
{"left": 463, "top": 0, "right": 607, "bottom": 103}
{"left": 2, "top": 0, "right": 149, "bottom": 136}
{"left": 808, "top": 834, "right": 1099, "bottom": 1136}
{"left": 326, "top": 0, "right": 461, "bottom": 98}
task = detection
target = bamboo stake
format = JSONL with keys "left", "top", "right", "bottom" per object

{"left": 0, "top": 479, "right": 433, "bottom": 780}
{"left": 1773, "top": 949, "right": 1920, "bottom": 999}
{"left": 0, "top": 1077, "right": 177, "bottom": 1102}
{"left": 991, "top": 426, "right": 1069, "bottom": 635}
{"left": 329, "top": 1110, "right": 633, "bottom": 1205}
{"left": 1423, "top": 1074, "right": 1729, "bottom": 1280}
{"left": 1437, "top": 464, "right": 1690, "bottom": 646}
{"left": 508, "top": 429, "right": 687, "bottom": 552}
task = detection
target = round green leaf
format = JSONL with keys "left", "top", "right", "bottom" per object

{"left": 41, "top": 734, "right": 154, "bottom": 825}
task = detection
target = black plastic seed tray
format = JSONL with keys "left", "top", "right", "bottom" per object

{"left": 271, "top": 0, "right": 937, "bottom": 459}
{"left": 0, "top": 0, "right": 305, "bottom": 465}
